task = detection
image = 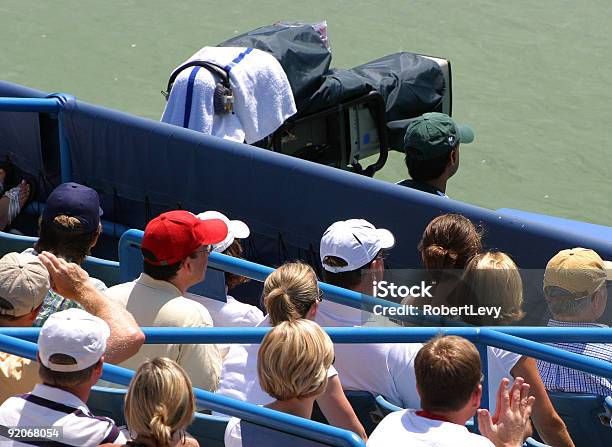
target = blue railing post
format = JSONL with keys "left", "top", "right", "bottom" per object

{"left": 475, "top": 340, "right": 489, "bottom": 434}
{"left": 58, "top": 111, "right": 72, "bottom": 184}
{"left": 46, "top": 93, "right": 75, "bottom": 184}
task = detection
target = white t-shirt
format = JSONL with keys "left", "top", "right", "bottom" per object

{"left": 185, "top": 292, "right": 264, "bottom": 358}
{"left": 315, "top": 300, "right": 422, "bottom": 408}
{"left": 225, "top": 417, "right": 243, "bottom": 447}
{"left": 367, "top": 409, "right": 494, "bottom": 447}
{"left": 487, "top": 347, "right": 521, "bottom": 410}
{"left": 185, "top": 293, "right": 264, "bottom": 327}
{"left": 217, "top": 316, "right": 338, "bottom": 406}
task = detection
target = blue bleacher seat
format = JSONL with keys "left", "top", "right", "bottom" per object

{"left": 546, "top": 392, "right": 612, "bottom": 447}
{"left": 240, "top": 419, "right": 334, "bottom": 446}
{"left": 311, "top": 390, "right": 382, "bottom": 435}
{"left": 0, "top": 231, "right": 120, "bottom": 286}
{"left": 87, "top": 385, "right": 230, "bottom": 447}
{"left": 374, "top": 394, "right": 402, "bottom": 415}
{"left": 87, "top": 385, "right": 127, "bottom": 426}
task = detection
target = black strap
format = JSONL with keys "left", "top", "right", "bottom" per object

{"left": 165, "top": 60, "right": 231, "bottom": 98}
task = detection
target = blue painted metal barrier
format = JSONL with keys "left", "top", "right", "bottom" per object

{"left": 0, "top": 334, "right": 364, "bottom": 447}
{"left": 4, "top": 325, "right": 612, "bottom": 412}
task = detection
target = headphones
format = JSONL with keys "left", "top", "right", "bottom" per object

{"left": 163, "top": 60, "right": 234, "bottom": 114}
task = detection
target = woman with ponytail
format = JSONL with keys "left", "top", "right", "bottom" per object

{"left": 217, "top": 262, "right": 367, "bottom": 441}
{"left": 417, "top": 213, "right": 483, "bottom": 308}
{"left": 102, "top": 357, "right": 198, "bottom": 447}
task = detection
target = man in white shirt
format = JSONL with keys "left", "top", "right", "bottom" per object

{"left": 191, "top": 211, "right": 263, "bottom": 328}
{"left": 317, "top": 219, "right": 422, "bottom": 408}
{"left": 106, "top": 210, "right": 228, "bottom": 391}
{"left": 368, "top": 336, "right": 534, "bottom": 447}
{"left": 0, "top": 308, "right": 127, "bottom": 446}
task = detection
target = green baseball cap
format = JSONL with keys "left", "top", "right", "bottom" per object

{"left": 403, "top": 112, "right": 474, "bottom": 160}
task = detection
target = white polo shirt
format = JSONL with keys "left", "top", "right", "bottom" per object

{"left": 106, "top": 273, "right": 222, "bottom": 392}
{"left": 315, "top": 300, "right": 422, "bottom": 408}
{"left": 217, "top": 316, "right": 337, "bottom": 406}
{"left": 0, "top": 383, "right": 127, "bottom": 446}
{"left": 367, "top": 409, "right": 494, "bottom": 447}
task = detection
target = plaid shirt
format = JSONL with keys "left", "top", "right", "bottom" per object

{"left": 537, "top": 319, "right": 612, "bottom": 396}
{"left": 33, "top": 276, "right": 108, "bottom": 327}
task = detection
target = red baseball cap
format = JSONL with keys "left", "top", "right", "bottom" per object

{"left": 141, "top": 210, "right": 228, "bottom": 266}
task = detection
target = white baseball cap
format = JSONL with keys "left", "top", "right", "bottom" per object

{"left": 320, "top": 219, "right": 395, "bottom": 273}
{"left": 38, "top": 308, "right": 110, "bottom": 372}
{"left": 197, "top": 211, "right": 250, "bottom": 253}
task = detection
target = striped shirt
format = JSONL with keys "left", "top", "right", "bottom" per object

{"left": 0, "top": 384, "right": 126, "bottom": 446}
{"left": 537, "top": 319, "right": 612, "bottom": 396}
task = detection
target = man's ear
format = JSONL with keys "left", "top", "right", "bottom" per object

{"left": 370, "top": 255, "right": 385, "bottom": 272}
{"left": 449, "top": 147, "right": 459, "bottom": 165}
{"left": 471, "top": 383, "right": 483, "bottom": 408}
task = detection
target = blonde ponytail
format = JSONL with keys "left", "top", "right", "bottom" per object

{"left": 149, "top": 404, "right": 173, "bottom": 447}
{"left": 124, "top": 358, "right": 195, "bottom": 447}
{"left": 263, "top": 262, "right": 319, "bottom": 326}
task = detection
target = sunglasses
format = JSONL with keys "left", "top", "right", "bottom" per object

{"left": 317, "top": 289, "right": 324, "bottom": 302}
{"left": 194, "top": 245, "right": 213, "bottom": 255}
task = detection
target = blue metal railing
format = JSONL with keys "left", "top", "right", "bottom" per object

{"left": 4, "top": 326, "right": 612, "bottom": 346}
{"left": 0, "top": 97, "right": 62, "bottom": 114}
{"left": 0, "top": 333, "right": 364, "bottom": 447}
{"left": 4, "top": 325, "right": 612, "bottom": 415}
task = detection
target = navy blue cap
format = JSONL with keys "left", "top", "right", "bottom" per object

{"left": 42, "top": 183, "right": 103, "bottom": 233}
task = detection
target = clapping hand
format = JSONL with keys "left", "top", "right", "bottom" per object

{"left": 477, "top": 377, "right": 535, "bottom": 447}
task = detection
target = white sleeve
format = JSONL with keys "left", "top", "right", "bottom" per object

{"left": 224, "top": 417, "right": 243, "bottom": 447}
{"left": 388, "top": 344, "right": 421, "bottom": 409}
{"left": 327, "top": 364, "right": 338, "bottom": 378}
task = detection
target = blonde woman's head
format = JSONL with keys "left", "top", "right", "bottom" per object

{"left": 124, "top": 357, "right": 195, "bottom": 447}
{"left": 460, "top": 251, "right": 525, "bottom": 325}
{"left": 263, "top": 262, "right": 320, "bottom": 326}
{"left": 258, "top": 319, "right": 334, "bottom": 401}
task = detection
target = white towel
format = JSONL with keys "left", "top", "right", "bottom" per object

{"left": 162, "top": 47, "right": 297, "bottom": 144}
{"left": 161, "top": 61, "right": 245, "bottom": 142}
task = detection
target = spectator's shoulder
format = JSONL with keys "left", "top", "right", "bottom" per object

{"left": 160, "top": 295, "right": 214, "bottom": 327}
{"left": 105, "top": 280, "right": 136, "bottom": 305}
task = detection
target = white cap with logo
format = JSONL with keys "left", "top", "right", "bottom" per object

{"left": 320, "top": 219, "right": 395, "bottom": 273}
{"left": 38, "top": 308, "right": 110, "bottom": 372}
{"left": 197, "top": 211, "right": 250, "bottom": 253}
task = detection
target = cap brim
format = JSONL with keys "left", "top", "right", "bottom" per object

{"left": 194, "top": 218, "right": 228, "bottom": 245}
{"left": 457, "top": 123, "right": 474, "bottom": 144}
{"left": 375, "top": 228, "right": 395, "bottom": 249}
{"left": 229, "top": 220, "right": 250, "bottom": 239}
{"left": 605, "top": 260, "right": 612, "bottom": 281}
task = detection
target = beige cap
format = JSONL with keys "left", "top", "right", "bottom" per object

{"left": 544, "top": 248, "right": 611, "bottom": 300}
{"left": 0, "top": 252, "right": 50, "bottom": 317}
